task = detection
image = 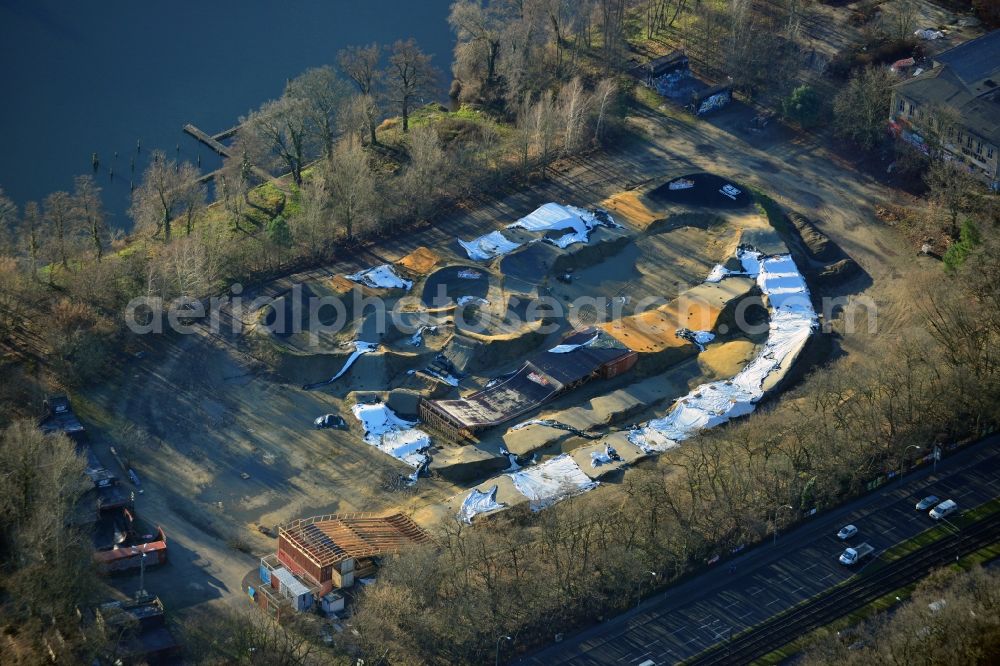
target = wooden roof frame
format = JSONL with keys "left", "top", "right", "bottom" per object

{"left": 278, "top": 513, "right": 430, "bottom": 568}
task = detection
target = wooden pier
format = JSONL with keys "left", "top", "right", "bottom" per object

{"left": 184, "top": 121, "right": 272, "bottom": 184}
{"left": 212, "top": 126, "right": 240, "bottom": 142}
{"left": 183, "top": 124, "right": 232, "bottom": 158}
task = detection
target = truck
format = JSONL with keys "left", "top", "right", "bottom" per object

{"left": 839, "top": 542, "right": 875, "bottom": 566}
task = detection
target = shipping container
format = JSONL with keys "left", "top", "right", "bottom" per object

{"left": 321, "top": 592, "right": 345, "bottom": 615}
{"left": 600, "top": 351, "right": 638, "bottom": 379}
{"left": 330, "top": 567, "right": 354, "bottom": 589}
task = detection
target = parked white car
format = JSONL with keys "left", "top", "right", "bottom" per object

{"left": 837, "top": 524, "right": 859, "bottom": 540}
{"left": 929, "top": 499, "right": 958, "bottom": 520}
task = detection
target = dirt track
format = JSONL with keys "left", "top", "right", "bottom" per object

{"left": 87, "top": 95, "right": 921, "bottom": 616}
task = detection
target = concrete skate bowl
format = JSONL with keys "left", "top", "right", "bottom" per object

{"left": 647, "top": 173, "right": 752, "bottom": 209}
{"left": 500, "top": 243, "right": 560, "bottom": 285}
{"left": 259, "top": 283, "right": 325, "bottom": 338}
{"left": 421, "top": 265, "right": 490, "bottom": 307}
{"left": 498, "top": 228, "right": 631, "bottom": 285}
{"left": 442, "top": 320, "right": 548, "bottom": 375}
{"left": 274, "top": 346, "right": 426, "bottom": 390}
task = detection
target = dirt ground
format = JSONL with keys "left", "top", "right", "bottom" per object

{"left": 85, "top": 78, "right": 926, "bottom": 619}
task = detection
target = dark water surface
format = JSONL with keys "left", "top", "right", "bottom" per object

{"left": 0, "top": 0, "right": 453, "bottom": 226}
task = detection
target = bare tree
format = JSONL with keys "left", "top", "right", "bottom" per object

{"left": 243, "top": 96, "right": 312, "bottom": 185}
{"left": 219, "top": 137, "right": 261, "bottom": 235}
{"left": 449, "top": 0, "right": 512, "bottom": 103}
{"left": 401, "top": 125, "right": 448, "bottom": 221}
{"left": 591, "top": 77, "right": 618, "bottom": 144}
{"left": 19, "top": 202, "right": 42, "bottom": 279}
{"left": 158, "top": 236, "right": 219, "bottom": 298}
{"left": 0, "top": 187, "right": 16, "bottom": 256}
{"left": 558, "top": 76, "right": 589, "bottom": 154}
{"left": 925, "top": 160, "right": 984, "bottom": 238}
{"left": 180, "top": 606, "right": 320, "bottom": 665}
{"left": 43, "top": 190, "right": 74, "bottom": 269}
{"left": 338, "top": 42, "right": 382, "bottom": 95}
{"left": 833, "top": 66, "right": 896, "bottom": 151}
{"left": 72, "top": 175, "right": 107, "bottom": 261}
{"left": 531, "top": 89, "right": 558, "bottom": 175}
{"left": 129, "top": 151, "right": 201, "bottom": 242}
{"left": 0, "top": 421, "right": 92, "bottom": 621}
{"left": 326, "top": 140, "right": 377, "bottom": 240}
{"left": 598, "top": 0, "right": 627, "bottom": 72}
{"left": 344, "top": 93, "right": 381, "bottom": 147}
{"left": 292, "top": 170, "right": 332, "bottom": 258}
{"left": 883, "top": 1, "right": 919, "bottom": 41}
{"left": 285, "top": 66, "right": 352, "bottom": 159}
{"left": 385, "top": 39, "right": 441, "bottom": 133}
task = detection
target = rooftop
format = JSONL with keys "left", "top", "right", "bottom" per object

{"left": 895, "top": 30, "right": 1000, "bottom": 144}
{"left": 933, "top": 29, "right": 1000, "bottom": 94}
{"left": 279, "top": 513, "right": 430, "bottom": 567}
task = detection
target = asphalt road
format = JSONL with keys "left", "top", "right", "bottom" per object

{"left": 520, "top": 436, "right": 1000, "bottom": 666}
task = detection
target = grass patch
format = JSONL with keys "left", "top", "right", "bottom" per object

{"left": 630, "top": 84, "right": 691, "bottom": 125}
{"left": 751, "top": 189, "right": 789, "bottom": 235}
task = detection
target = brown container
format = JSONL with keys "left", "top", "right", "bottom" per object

{"left": 600, "top": 351, "right": 638, "bottom": 379}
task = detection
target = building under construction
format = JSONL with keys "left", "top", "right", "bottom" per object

{"left": 420, "top": 328, "right": 637, "bottom": 441}
{"left": 248, "top": 512, "right": 430, "bottom": 618}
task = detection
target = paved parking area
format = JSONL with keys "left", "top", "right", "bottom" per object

{"left": 522, "top": 437, "right": 1000, "bottom": 665}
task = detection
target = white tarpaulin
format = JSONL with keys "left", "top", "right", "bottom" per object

{"left": 508, "top": 454, "right": 598, "bottom": 511}
{"left": 458, "top": 485, "right": 506, "bottom": 523}
{"left": 507, "top": 203, "right": 619, "bottom": 249}
{"left": 410, "top": 325, "right": 436, "bottom": 347}
{"left": 351, "top": 402, "right": 431, "bottom": 468}
{"left": 458, "top": 230, "right": 523, "bottom": 261}
{"left": 548, "top": 332, "right": 599, "bottom": 353}
{"left": 345, "top": 264, "right": 413, "bottom": 290}
{"left": 629, "top": 249, "right": 816, "bottom": 451}
{"left": 305, "top": 341, "right": 378, "bottom": 388}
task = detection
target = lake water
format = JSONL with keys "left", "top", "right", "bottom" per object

{"left": 0, "top": 0, "right": 453, "bottom": 226}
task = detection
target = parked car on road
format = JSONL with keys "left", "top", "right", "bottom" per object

{"left": 839, "top": 542, "right": 875, "bottom": 566}
{"left": 837, "top": 524, "right": 859, "bottom": 540}
{"left": 929, "top": 499, "right": 958, "bottom": 520}
{"left": 314, "top": 414, "right": 346, "bottom": 430}
{"left": 915, "top": 495, "right": 940, "bottom": 511}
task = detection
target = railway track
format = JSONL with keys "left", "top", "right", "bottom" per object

{"left": 685, "top": 510, "right": 1000, "bottom": 665}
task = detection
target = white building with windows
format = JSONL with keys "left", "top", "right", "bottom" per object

{"left": 889, "top": 30, "right": 1000, "bottom": 189}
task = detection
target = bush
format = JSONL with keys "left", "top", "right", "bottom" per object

{"left": 266, "top": 215, "right": 291, "bottom": 248}
{"left": 782, "top": 85, "right": 824, "bottom": 127}
{"left": 943, "top": 219, "right": 981, "bottom": 270}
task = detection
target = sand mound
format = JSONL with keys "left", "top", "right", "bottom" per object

{"left": 600, "top": 278, "right": 753, "bottom": 353}
{"left": 786, "top": 212, "right": 836, "bottom": 261}
{"left": 397, "top": 246, "right": 441, "bottom": 275}
{"left": 697, "top": 338, "right": 757, "bottom": 378}
{"left": 600, "top": 190, "right": 663, "bottom": 228}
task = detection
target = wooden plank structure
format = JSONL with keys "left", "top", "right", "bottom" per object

{"left": 277, "top": 512, "right": 430, "bottom": 587}
{"left": 182, "top": 123, "right": 232, "bottom": 158}
{"left": 420, "top": 328, "right": 637, "bottom": 441}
